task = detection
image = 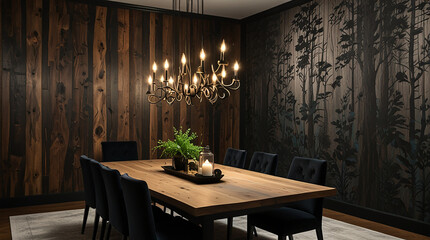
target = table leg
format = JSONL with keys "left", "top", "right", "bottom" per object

{"left": 202, "top": 217, "right": 214, "bottom": 240}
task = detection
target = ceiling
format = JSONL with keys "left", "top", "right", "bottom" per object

{"left": 107, "top": 0, "right": 291, "bottom": 19}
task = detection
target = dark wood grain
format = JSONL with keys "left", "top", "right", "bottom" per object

{"left": 106, "top": 7, "right": 118, "bottom": 142}
{"left": 92, "top": 6, "right": 108, "bottom": 162}
{"left": 148, "top": 12, "right": 158, "bottom": 159}
{"left": 67, "top": 2, "right": 90, "bottom": 192}
{"left": 129, "top": 10, "right": 142, "bottom": 158}
{"left": 2, "top": 0, "right": 26, "bottom": 198}
{"left": 162, "top": 14, "right": 174, "bottom": 142}
{"left": 47, "top": 0, "right": 72, "bottom": 193}
{"left": 25, "top": 0, "right": 43, "bottom": 195}
{"left": 117, "top": 8, "right": 130, "bottom": 141}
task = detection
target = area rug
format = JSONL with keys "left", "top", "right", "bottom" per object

{"left": 10, "top": 208, "right": 400, "bottom": 240}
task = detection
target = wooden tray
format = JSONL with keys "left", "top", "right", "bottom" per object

{"left": 161, "top": 166, "right": 224, "bottom": 184}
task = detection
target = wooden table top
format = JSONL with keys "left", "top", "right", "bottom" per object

{"left": 103, "top": 159, "right": 336, "bottom": 217}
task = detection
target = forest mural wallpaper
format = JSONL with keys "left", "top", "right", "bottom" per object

{"left": 243, "top": 0, "right": 430, "bottom": 223}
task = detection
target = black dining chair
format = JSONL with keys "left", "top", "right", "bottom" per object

{"left": 79, "top": 155, "right": 97, "bottom": 235}
{"left": 247, "top": 157, "right": 327, "bottom": 240}
{"left": 120, "top": 174, "right": 202, "bottom": 240}
{"left": 248, "top": 151, "right": 278, "bottom": 175}
{"left": 223, "top": 148, "right": 247, "bottom": 169}
{"left": 226, "top": 151, "right": 278, "bottom": 240}
{"left": 89, "top": 160, "right": 110, "bottom": 240}
{"left": 101, "top": 141, "right": 138, "bottom": 162}
{"left": 100, "top": 165, "right": 128, "bottom": 240}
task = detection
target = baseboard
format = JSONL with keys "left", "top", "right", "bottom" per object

{"left": 0, "top": 192, "right": 85, "bottom": 208}
{"left": 324, "top": 198, "right": 430, "bottom": 237}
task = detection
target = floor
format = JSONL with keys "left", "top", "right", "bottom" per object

{"left": 0, "top": 201, "right": 428, "bottom": 240}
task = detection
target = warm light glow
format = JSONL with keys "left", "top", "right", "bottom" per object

{"left": 193, "top": 74, "right": 198, "bottom": 84}
{"left": 212, "top": 73, "right": 217, "bottom": 83}
{"left": 152, "top": 62, "right": 157, "bottom": 72}
{"left": 200, "top": 49, "right": 206, "bottom": 61}
{"left": 168, "top": 77, "right": 174, "bottom": 85}
{"left": 221, "top": 69, "right": 226, "bottom": 78}
{"left": 148, "top": 76, "right": 153, "bottom": 84}
{"left": 234, "top": 61, "right": 239, "bottom": 71}
{"left": 184, "top": 84, "right": 188, "bottom": 91}
{"left": 160, "top": 76, "right": 164, "bottom": 82}
{"left": 181, "top": 53, "right": 186, "bottom": 65}
{"left": 221, "top": 40, "right": 226, "bottom": 53}
{"left": 164, "top": 59, "right": 169, "bottom": 70}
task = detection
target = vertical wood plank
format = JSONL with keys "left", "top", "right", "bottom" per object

{"left": 117, "top": 8, "right": 130, "bottom": 141}
{"left": 106, "top": 8, "right": 118, "bottom": 142}
{"left": 162, "top": 14, "right": 174, "bottom": 141}
{"left": 141, "top": 12, "right": 151, "bottom": 159}
{"left": 41, "top": 0, "right": 49, "bottom": 194}
{"left": 149, "top": 13, "right": 158, "bottom": 159}
{"left": 179, "top": 16, "right": 190, "bottom": 129}
{"left": 67, "top": 2, "right": 90, "bottom": 192}
{"left": 3, "top": 0, "right": 26, "bottom": 197}
{"left": 0, "top": 0, "right": 7, "bottom": 198}
{"left": 92, "top": 6, "right": 107, "bottom": 162}
{"left": 47, "top": 0, "right": 72, "bottom": 193}
{"left": 130, "top": 10, "right": 144, "bottom": 158}
{"left": 25, "top": 0, "right": 43, "bottom": 195}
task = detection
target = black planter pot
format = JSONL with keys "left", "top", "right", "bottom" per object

{"left": 172, "top": 156, "right": 187, "bottom": 171}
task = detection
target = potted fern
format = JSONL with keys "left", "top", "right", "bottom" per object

{"left": 153, "top": 127, "right": 203, "bottom": 171}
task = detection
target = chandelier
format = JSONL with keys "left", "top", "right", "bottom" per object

{"left": 146, "top": 0, "right": 240, "bottom": 105}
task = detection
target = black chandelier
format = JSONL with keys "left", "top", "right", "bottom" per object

{"left": 146, "top": 0, "right": 240, "bottom": 105}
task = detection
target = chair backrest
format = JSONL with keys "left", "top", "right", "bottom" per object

{"left": 223, "top": 148, "right": 247, "bottom": 169}
{"left": 102, "top": 141, "right": 138, "bottom": 162}
{"left": 120, "top": 174, "right": 157, "bottom": 240}
{"left": 89, "top": 159, "right": 109, "bottom": 220}
{"left": 287, "top": 157, "right": 327, "bottom": 221}
{"left": 101, "top": 165, "right": 128, "bottom": 236}
{"left": 248, "top": 152, "right": 278, "bottom": 175}
{"left": 80, "top": 155, "right": 96, "bottom": 208}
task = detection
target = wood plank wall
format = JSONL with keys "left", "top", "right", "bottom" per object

{"left": 0, "top": 0, "right": 241, "bottom": 198}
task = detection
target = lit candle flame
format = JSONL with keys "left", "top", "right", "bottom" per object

{"left": 160, "top": 76, "right": 164, "bottom": 82}
{"left": 234, "top": 61, "right": 239, "bottom": 71}
{"left": 193, "top": 74, "right": 198, "bottom": 84}
{"left": 221, "top": 69, "right": 226, "bottom": 78}
{"left": 152, "top": 62, "right": 157, "bottom": 72}
{"left": 200, "top": 49, "right": 206, "bottom": 61}
{"left": 221, "top": 40, "right": 226, "bottom": 53}
{"left": 148, "top": 76, "right": 153, "bottom": 84}
{"left": 168, "top": 77, "right": 174, "bottom": 85}
{"left": 212, "top": 73, "right": 217, "bottom": 83}
{"left": 164, "top": 59, "right": 169, "bottom": 70}
{"left": 184, "top": 84, "right": 188, "bottom": 91}
{"left": 181, "top": 53, "right": 186, "bottom": 65}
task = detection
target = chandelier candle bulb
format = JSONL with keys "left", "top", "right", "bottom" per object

{"left": 212, "top": 73, "right": 217, "bottom": 84}
{"left": 148, "top": 76, "right": 153, "bottom": 92}
{"left": 220, "top": 40, "right": 226, "bottom": 61}
{"left": 200, "top": 49, "right": 206, "bottom": 72}
{"left": 234, "top": 61, "right": 239, "bottom": 78}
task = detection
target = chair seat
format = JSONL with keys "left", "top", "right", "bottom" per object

{"left": 152, "top": 206, "right": 201, "bottom": 240}
{"left": 249, "top": 207, "right": 318, "bottom": 236}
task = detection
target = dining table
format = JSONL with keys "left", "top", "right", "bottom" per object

{"left": 103, "top": 159, "right": 337, "bottom": 240}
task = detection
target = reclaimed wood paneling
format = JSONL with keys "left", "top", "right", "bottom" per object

{"left": 148, "top": 13, "right": 158, "bottom": 159}
{"left": 0, "top": 0, "right": 240, "bottom": 199}
{"left": 92, "top": 6, "right": 107, "bottom": 162}
{"left": 47, "top": 0, "right": 72, "bottom": 193}
{"left": 66, "top": 2, "right": 90, "bottom": 192}
{"left": 162, "top": 14, "right": 174, "bottom": 142}
{"left": 106, "top": 8, "right": 118, "bottom": 142}
{"left": 117, "top": 8, "right": 130, "bottom": 141}
{"left": 2, "top": 0, "right": 26, "bottom": 198}
{"left": 129, "top": 10, "right": 145, "bottom": 158}
{"left": 24, "top": 0, "right": 43, "bottom": 195}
